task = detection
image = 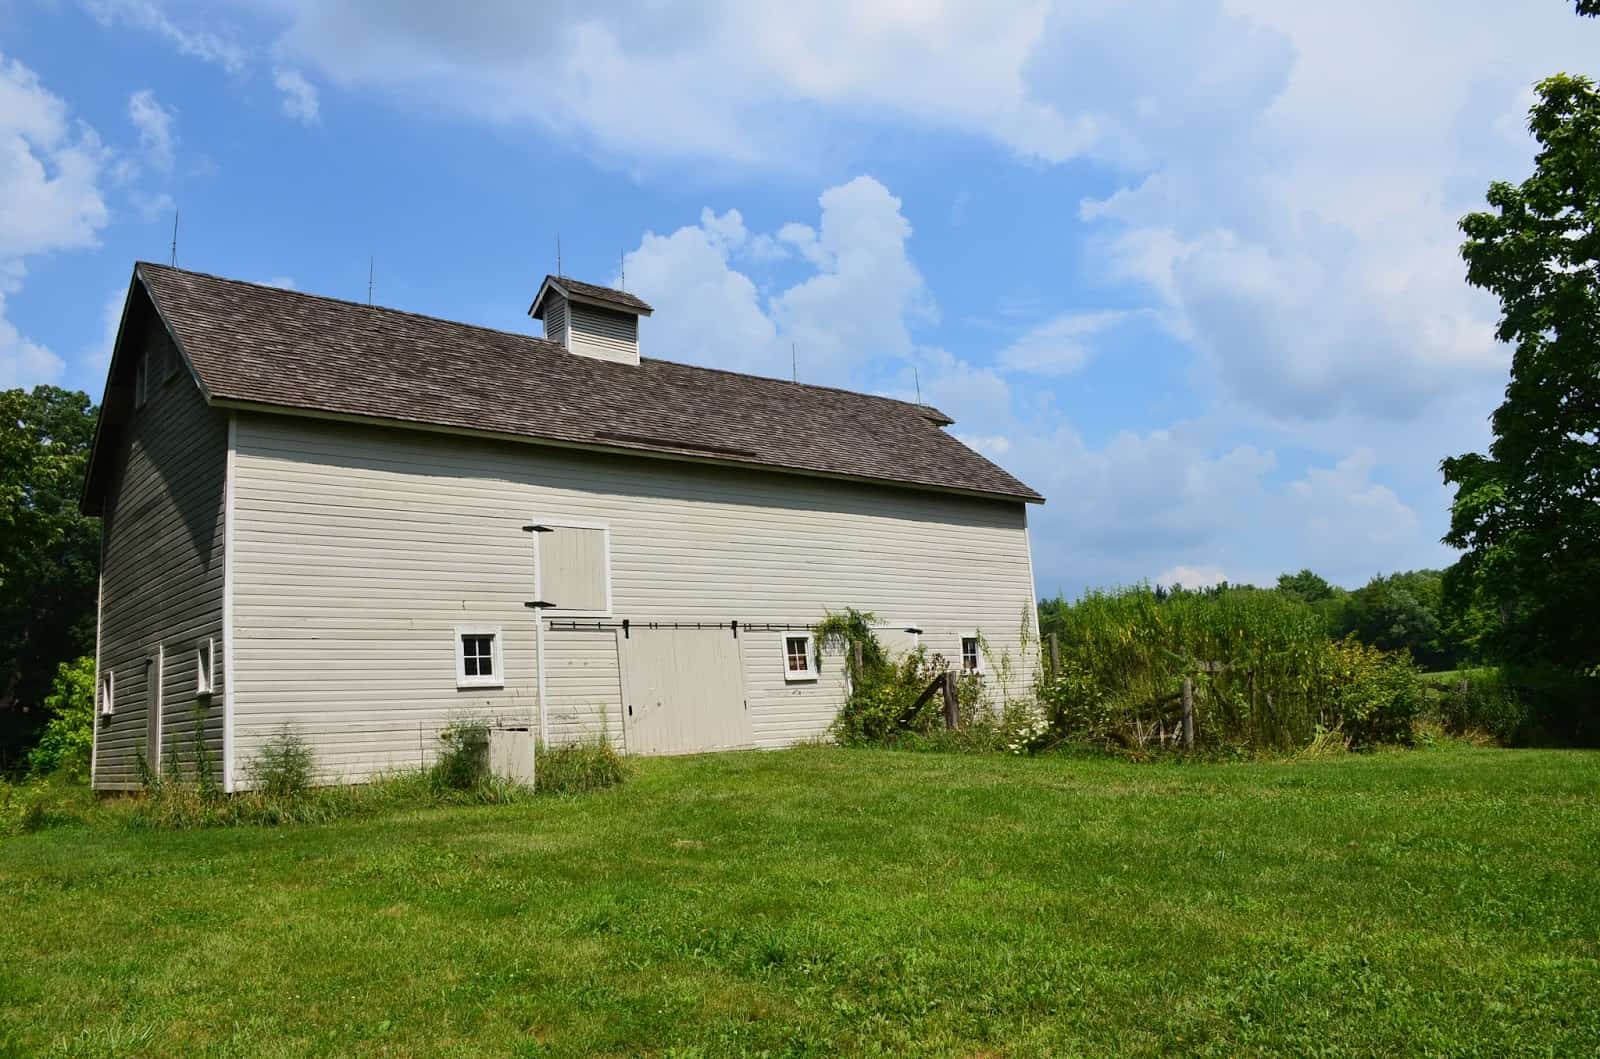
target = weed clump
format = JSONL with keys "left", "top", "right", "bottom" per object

{"left": 536, "top": 738, "right": 628, "bottom": 795}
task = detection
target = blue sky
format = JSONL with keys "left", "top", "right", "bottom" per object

{"left": 4, "top": 1, "right": 1597, "bottom": 597}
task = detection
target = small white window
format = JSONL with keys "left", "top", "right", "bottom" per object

{"left": 455, "top": 626, "right": 504, "bottom": 689}
{"left": 196, "top": 638, "right": 216, "bottom": 697}
{"left": 783, "top": 633, "right": 816, "bottom": 683}
{"left": 99, "top": 669, "right": 115, "bottom": 716}
{"left": 961, "top": 636, "right": 985, "bottom": 675}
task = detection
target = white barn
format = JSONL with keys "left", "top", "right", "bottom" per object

{"left": 81, "top": 264, "right": 1044, "bottom": 790}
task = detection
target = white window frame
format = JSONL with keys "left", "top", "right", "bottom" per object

{"left": 960, "top": 633, "right": 987, "bottom": 676}
{"left": 530, "top": 518, "right": 613, "bottom": 618}
{"left": 455, "top": 625, "right": 504, "bottom": 690}
{"left": 196, "top": 638, "right": 216, "bottom": 697}
{"left": 99, "top": 669, "right": 115, "bottom": 716}
{"left": 782, "top": 632, "right": 817, "bottom": 683}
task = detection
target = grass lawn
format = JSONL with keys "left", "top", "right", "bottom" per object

{"left": 3, "top": 746, "right": 1597, "bottom": 1057}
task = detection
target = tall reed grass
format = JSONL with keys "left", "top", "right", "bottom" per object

{"left": 1038, "top": 585, "right": 1418, "bottom": 751}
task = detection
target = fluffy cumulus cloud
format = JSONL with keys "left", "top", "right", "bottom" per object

{"left": 621, "top": 176, "right": 928, "bottom": 383}
{"left": 0, "top": 54, "right": 112, "bottom": 387}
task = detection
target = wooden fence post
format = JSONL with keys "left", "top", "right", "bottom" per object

{"left": 1048, "top": 633, "right": 1060, "bottom": 679}
{"left": 1182, "top": 676, "right": 1195, "bottom": 750}
{"left": 942, "top": 671, "right": 960, "bottom": 730}
{"left": 852, "top": 640, "right": 863, "bottom": 675}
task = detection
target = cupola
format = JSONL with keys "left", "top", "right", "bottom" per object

{"left": 528, "top": 275, "right": 653, "bottom": 366}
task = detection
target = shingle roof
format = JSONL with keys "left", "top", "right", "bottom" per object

{"left": 133, "top": 263, "right": 1043, "bottom": 503}
{"left": 530, "top": 274, "right": 653, "bottom": 317}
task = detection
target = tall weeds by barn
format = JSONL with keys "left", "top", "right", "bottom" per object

{"left": 1033, "top": 585, "right": 1424, "bottom": 753}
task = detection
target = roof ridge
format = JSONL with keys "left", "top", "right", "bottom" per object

{"left": 137, "top": 262, "right": 953, "bottom": 422}
{"left": 135, "top": 262, "right": 569, "bottom": 353}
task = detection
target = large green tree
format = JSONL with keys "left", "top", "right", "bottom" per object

{"left": 0, "top": 387, "right": 100, "bottom": 772}
{"left": 1442, "top": 71, "right": 1600, "bottom": 678}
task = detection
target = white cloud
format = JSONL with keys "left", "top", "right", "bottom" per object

{"left": 262, "top": 276, "right": 298, "bottom": 290}
{"left": 997, "top": 310, "right": 1133, "bottom": 376}
{"left": 84, "top": 0, "right": 248, "bottom": 74}
{"left": 81, "top": 286, "right": 128, "bottom": 381}
{"left": 0, "top": 54, "right": 111, "bottom": 388}
{"left": 127, "top": 88, "right": 176, "bottom": 170}
{"left": 1156, "top": 564, "right": 1229, "bottom": 589}
{"left": 622, "top": 176, "right": 928, "bottom": 384}
{"left": 273, "top": 67, "right": 320, "bottom": 124}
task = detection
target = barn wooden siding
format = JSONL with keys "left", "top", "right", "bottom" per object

{"left": 93, "top": 328, "right": 228, "bottom": 790}
{"left": 567, "top": 302, "right": 639, "bottom": 365}
{"left": 227, "top": 414, "right": 1037, "bottom": 783}
{"left": 542, "top": 298, "right": 567, "bottom": 348}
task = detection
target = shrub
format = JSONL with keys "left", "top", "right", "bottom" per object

{"left": 0, "top": 779, "right": 49, "bottom": 837}
{"left": 1322, "top": 638, "right": 1423, "bottom": 748}
{"left": 1034, "top": 659, "right": 1114, "bottom": 748}
{"left": 831, "top": 644, "right": 955, "bottom": 746}
{"left": 1433, "top": 669, "right": 1528, "bottom": 744}
{"left": 250, "top": 726, "right": 315, "bottom": 797}
{"left": 432, "top": 722, "right": 490, "bottom": 791}
{"left": 536, "top": 738, "right": 628, "bottom": 795}
{"left": 26, "top": 655, "right": 95, "bottom": 781}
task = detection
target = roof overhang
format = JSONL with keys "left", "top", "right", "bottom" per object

{"left": 528, "top": 275, "right": 654, "bottom": 320}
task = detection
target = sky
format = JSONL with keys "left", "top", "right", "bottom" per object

{"left": 3, "top": 1, "right": 1597, "bottom": 599}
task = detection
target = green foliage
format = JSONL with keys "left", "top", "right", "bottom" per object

{"left": 810, "top": 607, "right": 885, "bottom": 685}
{"left": 432, "top": 722, "right": 490, "bottom": 791}
{"left": 25, "top": 655, "right": 94, "bottom": 780}
{"left": 1276, "top": 569, "right": 1337, "bottom": 604}
{"left": 830, "top": 642, "right": 958, "bottom": 745}
{"left": 1322, "top": 638, "right": 1424, "bottom": 749}
{"left": 1034, "top": 659, "right": 1114, "bottom": 746}
{"left": 1432, "top": 668, "right": 1529, "bottom": 745}
{"left": 1442, "top": 73, "right": 1600, "bottom": 702}
{"left": 536, "top": 738, "right": 628, "bottom": 795}
{"left": 0, "top": 386, "right": 100, "bottom": 772}
{"left": 0, "top": 778, "right": 51, "bottom": 836}
{"left": 1040, "top": 584, "right": 1336, "bottom": 751}
{"left": 250, "top": 726, "right": 315, "bottom": 798}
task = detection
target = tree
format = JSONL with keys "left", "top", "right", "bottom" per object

{"left": 1343, "top": 571, "right": 1454, "bottom": 670}
{"left": 1442, "top": 71, "right": 1600, "bottom": 678}
{"left": 0, "top": 387, "right": 100, "bottom": 772}
{"left": 1276, "top": 569, "right": 1337, "bottom": 605}
{"left": 27, "top": 655, "right": 95, "bottom": 781}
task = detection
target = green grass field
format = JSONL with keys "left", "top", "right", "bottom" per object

{"left": 3, "top": 746, "right": 1597, "bottom": 1057}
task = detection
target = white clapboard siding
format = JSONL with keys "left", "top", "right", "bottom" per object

{"left": 567, "top": 302, "right": 639, "bottom": 365}
{"left": 542, "top": 299, "right": 567, "bottom": 346}
{"left": 743, "top": 636, "right": 849, "bottom": 747}
{"left": 228, "top": 414, "right": 1037, "bottom": 781}
{"left": 94, "top": 328, "right": 229, "bottom": 790}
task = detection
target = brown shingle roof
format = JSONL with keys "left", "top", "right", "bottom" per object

{"left": 530, "top": 274, "right": 653, "bottom": 317}
{"left": 135, "top": 263, "right": 1043, "bottom": 503}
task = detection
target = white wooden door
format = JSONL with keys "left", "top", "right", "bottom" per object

{"left": 619, "top": 629, "right": 751, "bottom": 755}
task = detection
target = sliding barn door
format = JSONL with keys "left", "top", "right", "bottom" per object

{"left": 619, "top": 629, "right": 751, "bottom": 755}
